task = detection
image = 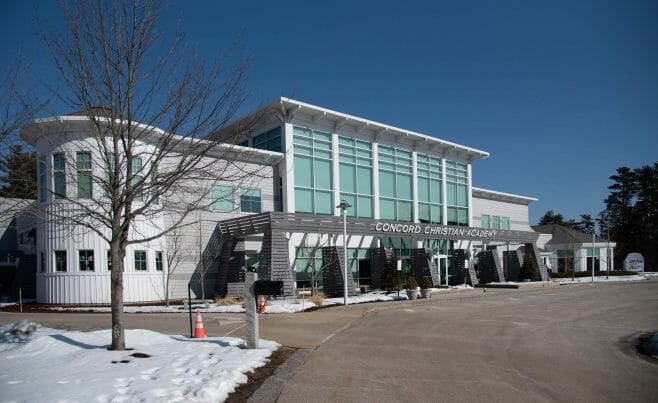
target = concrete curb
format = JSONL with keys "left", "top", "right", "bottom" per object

{"left": 247, "top": 349, "right": 311, "bottom": 403}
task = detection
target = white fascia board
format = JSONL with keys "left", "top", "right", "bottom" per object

{"left": 278, "top": 97, "right": 489, "bottom": 160}
{"left": 20, "top": 115, "right": 283, "bottom": 166}
{"left": 472, "top": 186, "right": 538, "bottom": 204}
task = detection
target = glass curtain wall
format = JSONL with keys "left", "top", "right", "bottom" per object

{"left": 417, "top": 154, "right": 442, "bottom": 223}
{"left": 378, "top": 146, "right": 413, "bottom": 221}
{"left": 293, "top": 127, "right": 333, "bottom": 214}
{"left": 446, "top": 160, "right": 469, "bottom": 226}
{"left": 338, "top": 136, "right": 373, "bottom": 218}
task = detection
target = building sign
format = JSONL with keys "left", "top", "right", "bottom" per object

{"left": 374, "top": 222, "right": 498, "bottom": 239}
{"left": 624, "top": 253, "right": 644, "bottom": 272}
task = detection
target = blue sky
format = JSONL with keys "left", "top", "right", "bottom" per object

{"left": 2, "top": 0, "right": 656, "bottom": 225}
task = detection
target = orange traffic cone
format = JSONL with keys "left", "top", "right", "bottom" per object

{"left": 194, "top": 309, "right": 206, "bottom": 338}
{"left": 257, "top": 295, "right": 266, "bottom": 314}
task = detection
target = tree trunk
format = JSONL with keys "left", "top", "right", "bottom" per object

{"left": 110, "top": 240, "right": 125, "bottom": 350}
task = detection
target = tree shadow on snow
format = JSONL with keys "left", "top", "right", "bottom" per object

{"left": 49, "top": 334, "right": 109, "bottom": 350}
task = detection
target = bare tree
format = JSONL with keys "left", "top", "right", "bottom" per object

{"left": 0, "top": 53, "right": 47, "bottom": 147}
{"left": 163, "top": 226, "right": 186, "bottom": 307}
{"left": 35, "top": 0, "right": 264, "bottom": 350}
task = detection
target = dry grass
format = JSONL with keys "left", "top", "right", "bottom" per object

{"left": 214, "top": 297, "right": 240, "bottom": 306}
{"left": 311, "top": 293, "right": 325, "bottom": 306}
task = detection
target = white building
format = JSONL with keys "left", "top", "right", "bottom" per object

{"left": 21, "top": 98, "right": 550, "bottom": 304}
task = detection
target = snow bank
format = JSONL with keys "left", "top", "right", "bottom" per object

{"left": 0, "top": 322, "right": 278, "bottom": 402}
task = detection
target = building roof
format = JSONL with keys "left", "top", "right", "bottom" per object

{"left": 531, "top": 224, "right": 612, "bottom": 245}
{"left": 472, "top": 187, "right": 537, "bottom": 205}
{"left": 218, "top": 97, "right": 490, "bottom": 162}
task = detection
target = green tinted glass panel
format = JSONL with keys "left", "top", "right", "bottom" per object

{"left": 357, "top": 196, "right": 373, "bottom": 218}
{"left": 379, "top": 171, "right": 395, "bottom": 197}
{"left": 339, "top": 164, "right": 356, "bottom": 192}
{"left": 430, "top": 205, "right": 442, "bottom": 224}
{"left": 418, "top": 203, "right": 430, "bottom": 223}
{"left": 357, "top": 166, "right": 372, "bottom": 195}
{"left": 341, "top": 193, "right": 356, "bottom": 216}
{"left": 481, "top": 215, "right": 490, "bottom": 229}
{"left": 294, "top": 156, "right": 312, "bottom": 187}
{"left": 380, "top": 199, "right": 396, "bottom": 220}
{"left": 418, "top": 177, "right": 429, "bottom": 202}
{"left": 397, "top": 174, "right": 412, "bottom": 199}
{"left": 315, "top": 190, "right": 333, "bottom": 215}
{"left": 314, "top": 159, "right": 332, "bottom": 190}
{"left": 501, "top": 217, "right": 510, "bottom": 230}
{"left": 398, "top": 201, "right": 412, "bottom": 222}
{"left": 295, "top": 188, "right": 313, "bottom": 213}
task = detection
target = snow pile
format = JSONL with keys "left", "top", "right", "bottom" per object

{"left": 0, "top": 320, "right": 44, "bottom": 345}
{"left": 0, "top": 323, "right": 278, "bottom": 402}
{"left": 558, "top": 275, "right": 649, "bottom": 284}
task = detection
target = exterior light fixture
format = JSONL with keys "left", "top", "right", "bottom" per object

{"left": 336, "top": 200, "right": 351, "bottom": 306}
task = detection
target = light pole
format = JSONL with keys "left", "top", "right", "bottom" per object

{"left": 337, "top": 200, "right": 351, "bottom": 306}
{"left": 591, "top": 219, "right": 596, "bottom": 283}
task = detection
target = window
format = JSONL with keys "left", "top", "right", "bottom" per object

{"left": 211, "top": 185, "right": 234, "bottom": 212}
{"left": 446, "top": 160, "right": 468, "bottom": 226}
{"left": 417, "top": 153, "right": 443, "bottom": 224}
{"left": 151, "top": 164, "right": 159, "bottom": 204}
{"left": 131, "top": 157, "right": 143, "bottom": 201}
{"left": 107, "top": 250, "right": 112, "bottom": 271}
{"left": 76, "top": 152, "right": 92, "bottom": 198}
{"left": 378, "top": 146, "right": 413, "bottom": 221}
{"left": 54, "top": 250, "right": 67, "bottom": 272}
{"left": 253, "top": 127, "right": 282, "bottom": 152}
{"left": 492, "top": 215, "right": 500, "bottom": 230}
{"left": 481, "top": 215, "right": 490, "bottom": 229}
{"left": 39, "top": 156, "right": 47, "bottom": 202}
{"left": 240, "top": 188, "right": 261, "bottom": 213}
{"left": 557, "top": 249, "right": 574, "bottom": 273}
{"left": 339, "top": 136, "right": 373, "bottom": 218}
{"left": 155, "top": 251, "right": 163, "bottom": 271}
{"left": 501, "top": 217, "right": 510, "bottom": 230}
{"left": 134, "top": 250, "right": 147, "bottom": 271}
{"left": 53, "top": 153, "right": 66, "bottom": 199}
{"left": 79, "top": 250, "right": 94, "bottom": 271}
{"left": 293, "top": 127, "right": 333, "bottom": 215}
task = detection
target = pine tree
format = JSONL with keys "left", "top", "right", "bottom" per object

{"left": 0, "top": 145, "right": 37, "bottom": 199}
{"left": 519, "top": 254, "right": 538, "bottom": 281}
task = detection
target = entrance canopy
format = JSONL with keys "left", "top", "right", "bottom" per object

{"left": 217, "top": 212, "right": 539, "bottom": 243}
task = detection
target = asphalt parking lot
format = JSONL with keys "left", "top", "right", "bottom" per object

{"left": 2, "top": 281, "right": 657, "bottom": 402}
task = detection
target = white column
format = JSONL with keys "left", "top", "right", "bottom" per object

{"left": 372, "top": 143, "right": 380, "bottom": 220}
{"left": 412, "top": 151, "right": 418, "bottom": 223}
{"left": 332, "top": 131, "right": 340, "bottom": 215}
{"left": 441, "top": 158, "right": 447, "bottom": 225}
{"left": 467, "top": 162, "right": 473, "bottom": 227}
{"left": 283, "top": 122, "right": 295, "bottom": 213}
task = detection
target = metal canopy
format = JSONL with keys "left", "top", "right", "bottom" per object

{"left": 217, "top": 212, "right": 538, "bottom": 243}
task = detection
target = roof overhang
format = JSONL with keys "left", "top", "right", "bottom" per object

{"left": 472, "top": 187, "right": 538, "bottom": 205}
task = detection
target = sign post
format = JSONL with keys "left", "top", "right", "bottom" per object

{"left": 245, "top": 269, "right": 258, "bottom": 349}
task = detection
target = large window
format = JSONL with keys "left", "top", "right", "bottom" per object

{"left": 131, "top": 157, "right": 143, "bottom": 202}
{"left": 155, "top": 251, "right": 163, "bottom": 271}
{"left": 417, "top": 154, "right": 442, "bottom": 224}
{"left": 378, "top": 146, "right": 413, "bottom": 221}
{"left": 295, "top": 247, "right": 323, "bottom": 289}
{"left": 76, "top": 152, "right": 92, "bottom": 198}
{"left": 78, "top": 250, "right": 94, "bottom": 271}
{"left": 211, "top": 184, "right": 234, "bottom": 212}
{"left": 557, "top": 249, "right": 574, "bottom": 273}
{"left": 293, "top": 127, "right": 333, "bottom": 215}
{"left": 53, "top": 153, "right": 66, "bottom": 199}
{"left": 481, "top": 214, "right": 510, "bottom": 230}
{"left": 39, "top": 156, "right": 47, "bottom": 202}
{"left": 446, "top": 160, "right": 468, "bottom": 226}
{"left": 54, "top": 250, "right": 67, "bottom": 272}
{"left": 253, "top": 127, "right": 282, "bottom": 152}
{"left": 240, "top": 188, "right": 261, "bottom": 213}
{"left": 134, "top": 250, "right": 147, "bottom": 271}
{"left": 338, "top": 136, "right": 373, "bottom": 218}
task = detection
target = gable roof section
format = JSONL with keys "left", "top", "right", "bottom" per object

{"left": 532, "top": 224, "right": 610, "bottom": 245}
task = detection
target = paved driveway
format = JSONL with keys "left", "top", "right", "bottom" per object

{"left": 276, "top": 281, "right": 658, "bottom": 402}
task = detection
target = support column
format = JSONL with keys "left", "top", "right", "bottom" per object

{"left": 245, "top": 270, "right": 258, "bottom": 349}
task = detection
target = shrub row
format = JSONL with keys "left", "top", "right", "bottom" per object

{"left": 549, "top": 270, "right": 638, "bottom": 278}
